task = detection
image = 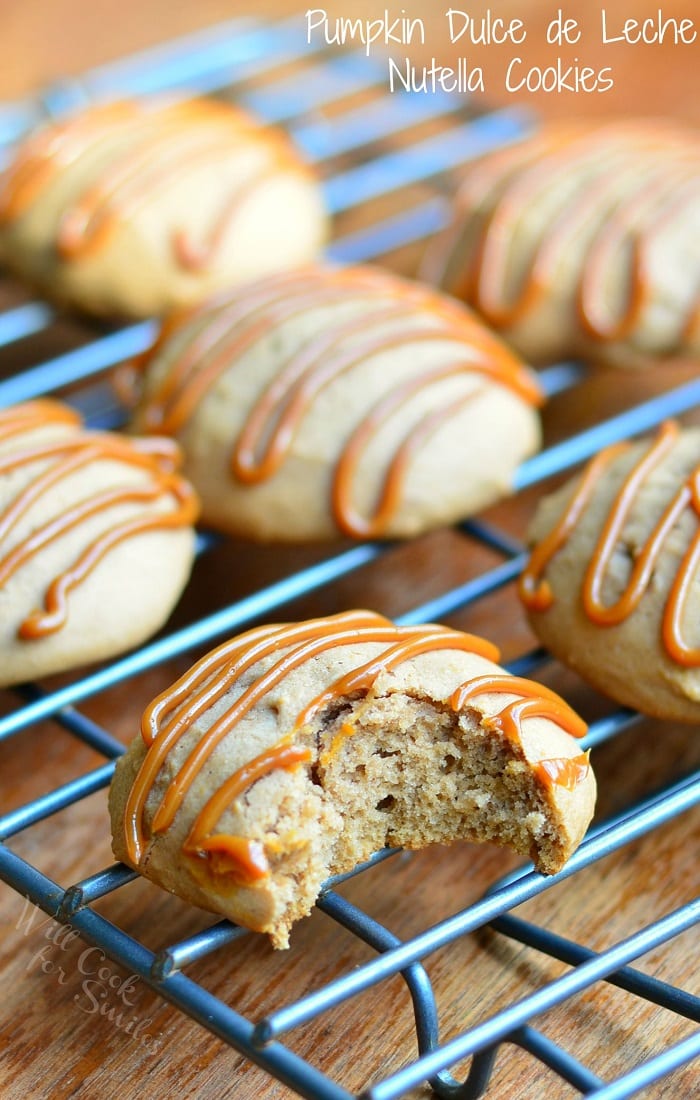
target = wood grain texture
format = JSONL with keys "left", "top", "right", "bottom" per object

{"left": 0, "top": 3, "right": 699, "bottom": 1098}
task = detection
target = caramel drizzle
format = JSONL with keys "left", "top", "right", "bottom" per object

{"left": 683, "top": 298, "right": 700, "bottom": 346}
{"left": 520, "top": 421, "right": 700, "bottom": 666}
{"left": 425, "top": 126, "right": 602, "bottom": 300}
{"left": 171, "top": 154, "right": 296, "bottom": 273}
{"left": 330, "top": 366, "right": 483, "bottom": 538}
{"left": 450, "top": 675, "right": 588, "bottom": 741}
{"left": 578, "top": 170, "right": 700, "bottom": 343}
{"left": 141, "top": 267, "right": 441, "bottom": 432}
{"left": 0, "top": 399, "right": 198, "bottom": 639}
{"left": 433, "top": 125, "right": 700, "bottom": 351}
{"left": 123, "top": 611, "right": 587, "bottom": 885}
{"left": 535, "top": 753, "right": 591, "bottom": 792}
{"left": 0, "top": 398, "right": 81, "bottom": 440}
{"left": 0, "top": 98, "right": 303, "bottom": 272}
{"left": 452, "top": 674, "right": 590, "bottom": 799}
{"left": 182, "top": 739, "right": 312, "bottom": 881}
{"left": 462, "top": 129, "right": 623, "bottom": 324}
{"left": 138, "top": 265, "right": 542, "bottom": 538}
{"left": 57, "top": 119, "right": 252, "bottom": 261}
{"left": 0, "top": 102, "right": 139, "bottom": 221}
{"left": 183, "top": 739, "right": 313, "bottom": 881}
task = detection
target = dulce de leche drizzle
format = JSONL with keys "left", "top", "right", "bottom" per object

{"left": 137, "top": 265, "right": 542, "bottom": 538}
{"left": 535, "top": 754, "right": 591, "bottom": 793}
{"left": 123, "top": 611, "right": 588, "bottom": 887}
{"left": 0, "top": 98, "right": 303, "bottom": 272}
{"left": 450, "top": 675, "right": 587, "bottom": 741}
{"left": 520, "top": 421, "right": 700, "bottom": 666}
{"left": 0, "top": 399, "right": 198, "bottom": 639}
{"left": 435, "top": 123, "right": 700, "bottom": 353}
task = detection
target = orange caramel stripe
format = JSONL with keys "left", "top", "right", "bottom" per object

{"left": 468, "top": 131, "right": 619, "bottom": 325}
{"left": 191, "top": 836, "right": 269, "bottom": 885}
{"left": 472, "top": 133, "right": 688, "bottom": 331}
{"left": 0, "top": 401, "right": 198, "bottom": 639}
{"left": 123, "top": 611, "right": 587, "bottom": 888}
{"left": 0, "top": 98, "right": 302, "bottom": 273}
{"left": 450, "top": 674, "right": 588, "bottom": 742}
{"left": 57, "top": 123, "right": 243, "bottom": 261}
{"left": 144, "top": 277, "right": 392, "bottom": 433}
{"left": 0, "top": 398, "right": 81, "bottom": 438}
{"left": 138, "top": 265, "right": 542, "bottom": 538}
{"left": 230, "top": 307, "right": 426, "bottom": 484}
{"left": 184, "top": 741, "right": 313, "bottom": 874}
{"left": 578, "top": 169, "right": 700, "bottom": 344}
{"left": 147, "top": 624, "right": 433, "bottom": 837}
{"left": 171, "top": 133, "right": 301, "bottom": 272}
{"left": 518, "top": 440, "right": 630, "bottom": 612}
{"left": 441, "top": 125, "right": 700, "bottom": 349}
{"left": 292, "top": 628, "right": 500, "bottom": 736}
{"left": 581, "top": 422, "right": 680, "bottom": 624}
{"left": 140, "top": 623, "right": 282, "bottom": 747}
{"left": 139, "top": 268, "right": 400, "bottom": 431}
{"left": 0, "top": 101, "right": 141, "bottom": 223}
{"left": 662, "top": 493, "right": 700, "bottom": 665}
{"left": 521, "top": 420, "right": 700, "bottom": 667}
{"left": 424, "top": 128, "right": 569, "bottom": 296}
{"left": 535, "top": 752, "right": 591, "bottom": 792}
{"left": 331, "top": 367, "right": 482, "bottom": 538}
{"left": 124, "top": 614, "right": 496, "bottom": 866}
{"left": 483, "top": 698, "right": 587, "bottom": 748}
{"left": 124, "top": 611, "right": 391, "bottom": 861}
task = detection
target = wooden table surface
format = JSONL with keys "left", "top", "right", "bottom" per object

{"left": 0, "top": 2, "right": 698, "bottom": 1098}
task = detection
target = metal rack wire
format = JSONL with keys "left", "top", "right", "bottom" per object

{"left": 0, "top": 15, "right": 698, "bottom": 1099}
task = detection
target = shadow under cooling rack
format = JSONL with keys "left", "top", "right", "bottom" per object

{"left": 0, "top": 15, "right": 698, "bottom": 1100}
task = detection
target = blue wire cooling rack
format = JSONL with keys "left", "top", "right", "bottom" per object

{"left": 0, "top": 16, "right": 698, "bottom": 1099}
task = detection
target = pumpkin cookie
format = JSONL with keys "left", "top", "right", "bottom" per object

{"left": 423, "top": 121, "right": 700, "bottom": 368}
{"left": 109, "top": 610, "right": 595, "bottom": 947}
{"left": 0, "top": 399, "right": 198, "bottom": 686}
{"left": 0, "top": 97, "right": 327, "bottom": 318}
{"left": 520, "top": 421, "right": 700, "bottom": 721}
{"left": 131, "top": 264, "right": 543, "bottom": 541}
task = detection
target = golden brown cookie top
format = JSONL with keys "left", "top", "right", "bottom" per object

{"left": 0, "top": 97, "right": 312, "bottom": 273}
{"left": 520, "top": 419, "right": 700, "bottom": 670}
{"left": 0, "top": 398, "right": 199, "bottom": 642}
{"left": 133, "top": 264, "right": 543, "bottom": 539}
{"left": 424, "top": 119, "right": 700, "bottom": 364}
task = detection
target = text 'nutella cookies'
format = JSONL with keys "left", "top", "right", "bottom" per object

{"left": 109, "top": 610, "right": 595, "bottom": 948}
{"left": 520, "top": 421, "right": 700, "bottom": 721}
{"left": 131, "top": 264, "right": 543, "bottom": 541}
{"left": 0, "top": 399, "right": 199, "bottom": 686}
{"left": 0, "top": 97, "right": 328, "bottom": 318}
{"left": 423, "top": 121, "right": 700, "bottom": 368}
